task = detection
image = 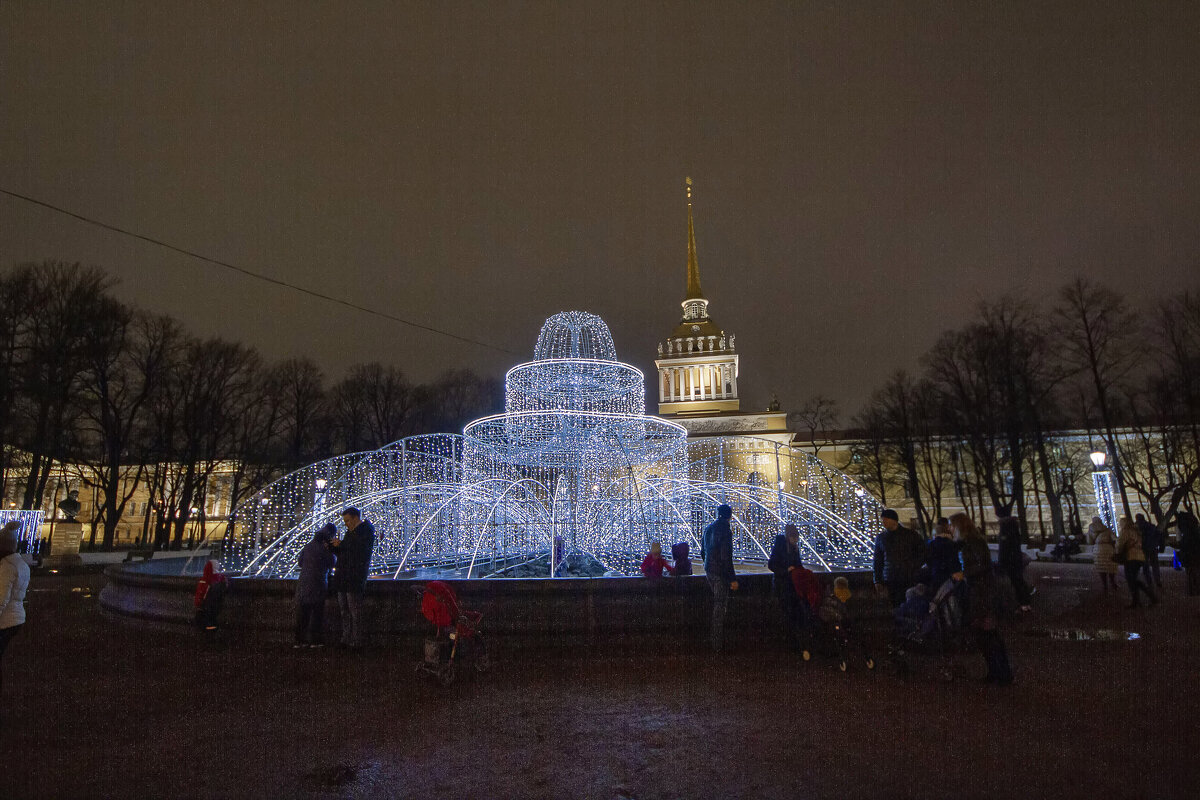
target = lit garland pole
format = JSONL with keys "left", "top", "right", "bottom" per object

{"left": 0, "top": 508, "right": 45, "bottom": 552}
{"left": 1090, "top": 450, "right": 1118, "bottom": 532}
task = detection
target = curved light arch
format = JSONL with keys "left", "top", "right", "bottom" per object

{"left": 221, "top": 313, "right": 882, "bottom": 577}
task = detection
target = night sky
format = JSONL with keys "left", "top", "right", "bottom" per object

{"left": 3, "top": 2, "right": 1197, "bottom": 414}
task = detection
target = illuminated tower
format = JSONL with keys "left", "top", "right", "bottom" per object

{"left": 654, "top": 178, "right": 740, "bottom": 415}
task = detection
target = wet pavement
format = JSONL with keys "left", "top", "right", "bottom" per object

{"left": 3, "top": 562, "right": 1199, "bottom": 799}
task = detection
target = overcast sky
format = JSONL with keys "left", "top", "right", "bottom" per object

{"left": 3, "top": 2, "right": 1197, "bottom": 416}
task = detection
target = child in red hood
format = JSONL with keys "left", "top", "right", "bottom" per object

{"left": 640, "top": 540, "right": 676, "bottom": 578}
{"left": 194, "top": 560, "right": 228, "bottom": 631}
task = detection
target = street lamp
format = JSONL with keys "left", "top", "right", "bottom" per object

{"left": 189, "top": 506, "right": 200, "bottom": 550}
{"left": 312, "top": 478, "right": 328, "bottom": 518}
{"left": 1090, "top": 450, "right": 1117, "bottom": 531}
{"left": 253, "top": 496, "right": 270, "bottom": 557}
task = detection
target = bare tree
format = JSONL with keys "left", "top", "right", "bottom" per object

{"left": 1056, "top": 278, "right": 1138, "bottom": 517}
{"left": 329, "top": 362, "right": 415, "bottom": 452}
{"left": 847, "top": 405, "right": 893, "bottom": 505}
{"left": 77, "top": 307, "right": 178, "bottom": 548}
{"left": 10, "top": 263, "right": 113, "bottom": 510}
{"left": 789, "top": 395, "right": 840, "bottom": 459}
{"left": 266, "top": 358, "right": 328, "bottom": 472}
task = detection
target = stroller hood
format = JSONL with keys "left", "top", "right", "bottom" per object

{"left": 421, "top": 580, "right": 461, "bottom": 628}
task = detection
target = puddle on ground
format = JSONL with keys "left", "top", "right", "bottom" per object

{"left": 1025, "top": 628, "right": 1142, "bottom": 641}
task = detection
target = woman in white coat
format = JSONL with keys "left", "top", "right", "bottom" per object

{"left": 0, "top": 521, "right": 31, "bottom": 705}
{"left": 1089, "top": 517, "right": 1118, "bottom": 595}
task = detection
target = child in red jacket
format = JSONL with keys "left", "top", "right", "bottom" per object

{"left": 790, "top": 559, "right": 821, "bottom": 611}
{"left": 640, "top": 540, "right": 676, "bottom": 578}
{"left": 194, "top": 560, "right": 228, "bottom": 631}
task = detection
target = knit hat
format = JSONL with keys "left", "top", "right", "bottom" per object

{"left": 0, "top": 521, "right": 20, "bottom": 553}
{"left": 833, "top": 576, "right": 852, "bottom": 603}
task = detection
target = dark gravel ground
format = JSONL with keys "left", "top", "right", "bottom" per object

{"left": 2, "top": 561, "right": 1199, "bottom": 800}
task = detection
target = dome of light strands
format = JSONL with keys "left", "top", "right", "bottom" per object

{"left": 533, "top": 311, "right": 618, "bottom": 361}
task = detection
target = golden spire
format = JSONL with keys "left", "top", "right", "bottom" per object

{"left": 685, "top": 177, "right": 705, "bottom": 301}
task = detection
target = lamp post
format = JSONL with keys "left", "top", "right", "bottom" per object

{"left": 1091, "top": 450, "right": 1117, "bottom": 532}
{"left": 313, "top": 478, "right": 328, "bottom": 520}
{"left": 253, "top": 496, "right": 270, "bottom": 558}
{"left": 188, "top": 507, "right": 200, "bottom": 550}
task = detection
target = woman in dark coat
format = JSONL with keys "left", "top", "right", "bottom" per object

{"left": 295, "top": 524, "right": 336, "bottom": 647}
{"left": 951, "top": 512, "right": 1013, "bottom": 686}
{"left": 997, "top": 515, "right": 1032, "bottom": 612}
{"left": 768, "top": 525, "right": 804, "bottom": 610}
{"left": 1178, "top": 512, "right": 1200, "bottom": 597}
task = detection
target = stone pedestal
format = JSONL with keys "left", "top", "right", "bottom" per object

{"left": 45, "top": 521, "right": 83, "bottom": 568}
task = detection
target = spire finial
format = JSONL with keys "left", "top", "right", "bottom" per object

{"left": 685, "top": 178, "right": 704, "bottom": 301}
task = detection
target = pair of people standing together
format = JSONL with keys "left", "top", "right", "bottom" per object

{"left": 873, "top": 509, "right": 1014, "bottom": 686}
{"left": 294, "top": 507, "right": 376, "bottom": 649}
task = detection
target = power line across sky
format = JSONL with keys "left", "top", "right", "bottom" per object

{"left": 0, "top": 187, "right": 519, "bottom": 357}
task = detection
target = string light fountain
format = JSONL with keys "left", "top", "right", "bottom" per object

{"left": 221, "top": 312, "right": 880, "bottom": 578}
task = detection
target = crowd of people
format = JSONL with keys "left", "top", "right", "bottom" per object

{"left": 700, "top": 503, "right": 1200, "bottom": 686}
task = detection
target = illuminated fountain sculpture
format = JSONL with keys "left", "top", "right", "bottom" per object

{"left": 222, "top": 312, "right": 880, "bottom": 578}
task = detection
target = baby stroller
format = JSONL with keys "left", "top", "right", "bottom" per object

{"left": 415, "top": 581, "right": 489, "bottom": 686}
{"left": 888, "top": 578, "right": 967, "bottom": 681}
{"left": 801, "top": 592, "right": 875, "bottom": 673}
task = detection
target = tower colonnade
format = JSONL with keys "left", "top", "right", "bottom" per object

{"left": 660, "top": 361, "right": 738, "bottom": 403}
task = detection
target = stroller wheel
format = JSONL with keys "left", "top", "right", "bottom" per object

{"left": 801, "top": 649, "right": 812, "bottom": 661}
{"left": 438, "top": 663, "right": 456, "bottom": 687}
{"left": 865, "top": 657, "right": 876, "bottom": 670}
{"left": 838, "top": 660, "right": 848, "bottom": 672}
{"left": 475, "top": 652, "right": 491, "bottom": 673}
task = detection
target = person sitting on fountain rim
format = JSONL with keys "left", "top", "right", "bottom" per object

{"left": 670, "top": 541, "right": 692, "bottom": 576}
{"left": 873, "top": 509, "right": 926, "bottom": 608}
{"left": 640, "top": 540, "right": 676, "bottom": 578}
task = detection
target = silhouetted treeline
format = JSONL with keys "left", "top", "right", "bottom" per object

{"left": 0, "top": 261, "right": 502, "bottom": 549}
{"left": 842, "top": 279, "right": 1200, "bottom": 541}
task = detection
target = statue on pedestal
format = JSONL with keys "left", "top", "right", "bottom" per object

{"left": 58, "top": 489, "right": 81, "bottom": 522}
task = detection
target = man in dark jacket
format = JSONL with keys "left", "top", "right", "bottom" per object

{"left": 703, "top": 504, "right": 737, "bottom": 652}
{"left": 997, "top": 515, "right": 1033, "bottom": 611}
{"left": 924, "top": 517, "right": 961, "bottom": 588}
{"left": 294, "top": 523, "right": 336, "bottom": 647}
{"left": 330, "top": 507, "right": 376, "bottom": 649}
{"left": 1135, "top": 514, "right": 1163, "bottom": 589}
{"left": 873, "top": 509, "right": 926, "bottom": 607}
